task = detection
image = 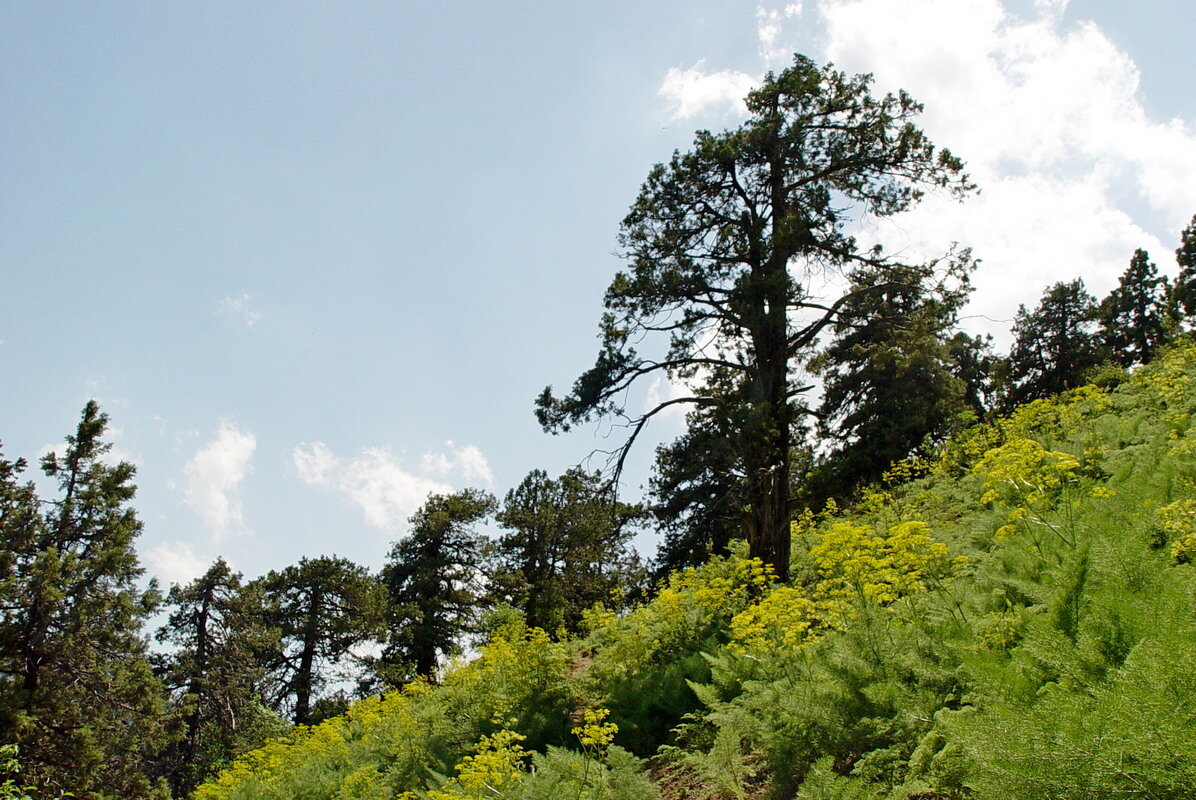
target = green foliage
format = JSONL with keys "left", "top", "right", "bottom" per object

{"left": 538, "top": 53, "right": 972, "bottom": 580}
{"left": 381, "top": 489, "right": 496, "bottom": 681}
{"left": 155, "top": 558, "right": 287, "bottom": 795}
{"left": 0, "top": 746, "right": 41, "bottom": 800}
{"left": 647, "top": 404, "right": 754, "bottom": 578}
{"left": 0, "top": 403, "right": 168, "bottom": 799}
{"left": 811, "top": 258, "right": 975, "bottom": 500}
{"left": 999, "top": 278, "right": 1106, "bottom": 409}
{"left": 258, "top": 555, "right": 387, "bottom": 725}
{"left": 1099, "top": 247, "right": 1171, "bottom": 366}
{"left": 194, "top": 623, "right": 588, "bottom": 800}
{"left": 196, "top": 341, "right": 1196, "bottom": 800}
{"left": 948, "top": 598, "right": 1196, "bottom": 799}
{"left": 1167, "top": 214, "right": 1196, "bottom": 321}
{"left": 491, "top": 468, "right": 644, "bottom": 635}
{"left": 642, "top": 342, "right": 1196, "bottom": 798}
{"left": 581, "top": 547, "right": 771, "bottom": 754}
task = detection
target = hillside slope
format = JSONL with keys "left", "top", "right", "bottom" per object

{"left": 196, "top": 344, "right": 1196, "bottom": 800}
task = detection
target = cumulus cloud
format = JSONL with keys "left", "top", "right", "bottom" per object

{"left": 810, "top": 0, "right": 1195, "bottom": 339}
{"left": 293, "top": 441, "right": 493, "bottom": 530}
{"left": 658, "top": 61, "right": 757, "bottom": 121}
{"left": 757, "top": 4, "right": 804, "bottom": 62}
{"left": 217, "top": 294, "right": 261, "bottom": 328}
{"left": 183, "top": 420, "right": 256, "bottom": 542}
{"left": 146, "top": 540, "right": 209, "bottom": 586}
{"left": 666, "top": 0, "right": 1196, "bottom": 345}
{"left": 419, "top": 442, "right": 493, "bottom": 487}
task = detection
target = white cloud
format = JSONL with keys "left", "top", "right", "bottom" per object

{"left": 757, "top": 4, "right": 804, "bottom": 62}
{"left": 217, "top": 294, "right": 261, "bottom": 328}
{"left": 183, "top": 419, "right": 256, "bottom": 542}
{"left": 669, "top": 1, "right": 1196, "bottom": 345}
{"left": 658, "top": 61, "right": 757, "bottom": 121}
{"left": 644, "top": 371, "right": 699, "bottom": 424}
{"left": 807, "top": 0, "right": 1196, "bottom": 341}
{"left": 293, "top": 440, "right": 493, "bottom": 530}
{"left": 419, "top": 442, "right": 494, "bottom": 487}
{"left": 146, "top": 540, "right": 209, "bottom": 586}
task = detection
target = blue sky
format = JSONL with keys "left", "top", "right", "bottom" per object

{"left": 2, "top": 1, "right": 1194, "bottom": 586}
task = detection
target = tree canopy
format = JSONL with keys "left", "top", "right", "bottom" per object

{"left": 1001, "top": 279, "right": 1106, "bottom": 409}
{"left": 537, "top": 55, "right": 972, "bottom": 579}
{"left": 1100, "top": 248, "right": 1170, "bottom": 367}
{"left": 809, "top": 260, "right": 973, "bottom": 499}
{"left": 380, "top": 489, "right": 496, "bottom": 681}
{"left": 258, "top": 556, "right": 385, "bottom": 725}
{"left": 491, "top": 468, "right": 644, "bottom": 634}
{"left": 155, "top": 559, "right": 283, "bottom": 795}
{"left": 0, "top": 403, "right": 167, "bottom": 799}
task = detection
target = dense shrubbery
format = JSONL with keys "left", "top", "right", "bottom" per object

{"left": 195, "top": 342, "right": 1196, "bottom": 799}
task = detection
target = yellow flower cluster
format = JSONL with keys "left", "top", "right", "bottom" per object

{"left": 1153, "top": 499, "right": 1196, "bottom": 564}
{"left": 809, "top": 520, "right": 958, "bottom": 607}
{"left": 572, "top": 707, "right": 618, "bottom": 753}
{"left": 975, "top": 438, "right": 1082, "bottom": 539}
{"left": 194, "top": 689, "right": 430, "bottom": 800}
{"left": 585, "top": 546, "right": 773, "bottom": 682}
{"left": 426, "top": 730, "right": 527, "bottom": 800}
{"left": 728, "top": 586, "right": 821, "bottom": 656}
{"left": 1138, "top": 344, "right": 1196, "bottom": 412}
{"left": 440, "top": 624, "right": 570, "bottom": 725}
{"left": 932, "top": 385, "right": 1110, "bottom": 478}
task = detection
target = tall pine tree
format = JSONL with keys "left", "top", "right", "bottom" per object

{"left": 809, "top": 261, "right": 971, "bottom": 499}
{"left": 379, "top": 490, "right": 495, "bottom": 681}
{"left": 1001, "top": 279, "right": 1106, "bottom": 408}
{"left": 258, "top": 556, "right": 385, "bottom": 725}
{"left": 1100, "top": 248, "right": 1170, "bottom": 366}
{"left": 536, "top": 55, "right": 973, "bottom": 581}
{"left": 0, "top": 403, "right": 168, "bottom": 799}
{"left": 1169, "top": 215, "right": 1196, "bottom": 323}
{"left": 491, "top": 468, "right": 643, "bottom": 634}
{"left": 155, "top": 559, "right": 283, "bottom": 795}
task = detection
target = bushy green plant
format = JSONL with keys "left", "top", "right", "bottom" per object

{"left": 196, "top": 342, "right": 1196, "bottom": 800}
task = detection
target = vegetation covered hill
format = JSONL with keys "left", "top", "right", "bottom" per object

{"left": 192, "top": 343, "right": 1196, "bottom": 800}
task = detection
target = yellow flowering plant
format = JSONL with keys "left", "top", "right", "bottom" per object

{"left": 809, "top": 520, "right": 961, "bottom": 611}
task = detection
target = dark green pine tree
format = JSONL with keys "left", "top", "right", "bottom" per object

{"left": 649, "top": 405, "right": 748, "bottom": 577}
{"left": 647, "top": 378, "right": 814, "bottom": 579}
{"left": 490, "top": 468, "right": 644, "bottom": 634}
{"left": 154, "top": 559, "right": 285, "bottom": 795}
{"left": 810, "top": 261, "right": 972, "bottom": 500}
{"left": 1000, "top": 279, "right": 1106, "bottom": 409}
{"left": 0, "top": 402, "right": 169, "bottom": 799}
{"left": 379, "top": 490, "right": 495, "bottom": 682}
{"left": 1100, "top": 248, "right": 1170, "bottom": 366}
{"left": 1170, "top": 215, "right": 1196, "bottom": 323}
{"left": 535, "top": 55, "right": 973, "bottom": 582}
{"left": 257, "top": 556, "right": 386, "bottom": 725}
{"left": 948, "top": 331, "right": 997, "bottom": 417}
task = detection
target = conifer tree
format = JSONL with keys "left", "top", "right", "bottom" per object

{"left": 648, "top": 402, "right": 814, "bottom": 577}
{"left": 155, "top": 559, "right": 283, "bottom": 795}
{"left": 1100, "top": 249, "right": 1170, "bottom": 366}
{"left": 536, "top": 55, "right": 972, "bottom": 580}
{"left": 809, "top": 262, "right": 971, "bottom": 499}
{"left": 949, "top": 331, "right": 997, "bottom": 417}
{"left": 258, "top": 556, "right": 385, "bottom": 725}
{"left": 491, "top": 468, "right": 643, "bottom": 633}
{"left": 649, "top": 408, "right": 748, "bottom": 576}
{"left": 0, "top": 402, "right": 168, "bottom": 799}
{"left": 1001, "top": 279, "right": 1106, "bottom": 408}
{"left": 379, "top": 490, "right": 495, "bottom": 681}
{"left": 1170, "top": 215, "right": 1196, "bottom": 322}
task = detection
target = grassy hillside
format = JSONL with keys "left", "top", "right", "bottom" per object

{"left": 195, "top": 344, "right": 1196, "bottom": 800}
